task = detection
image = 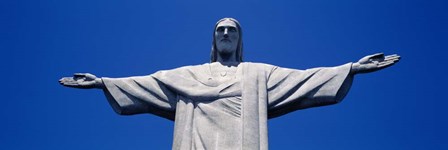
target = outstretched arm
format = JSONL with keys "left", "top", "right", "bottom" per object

{"left": 59, "top": 73, "right": 177, "bottom": 119}
{"left": 351, "top": 53, "right": 401, "bottom": 74}
{"left": 59, "top": 73, "right": 104, "bottom": 89}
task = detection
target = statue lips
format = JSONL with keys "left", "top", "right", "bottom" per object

{"left": 221, "top": 39, "right": 231, "bottom": 43}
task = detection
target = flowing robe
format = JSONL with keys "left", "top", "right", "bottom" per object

{"left": 101, "top": 62, "right": 353, "bottom": 150}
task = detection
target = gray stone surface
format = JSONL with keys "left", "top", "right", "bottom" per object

{"left": 59, "top": 18, "right": 400, "bottom": 150}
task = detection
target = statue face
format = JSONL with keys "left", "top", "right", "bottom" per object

{"left": 215, "top": 20, "right": 240, "bottom": 55}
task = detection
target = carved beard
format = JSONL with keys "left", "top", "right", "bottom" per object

{"left": 217, "top": 44, "right": 237, "bottom": 61}
{"left": 217, "top": 50, "right": 234, "bottom": 60}
{"left": 217, "top": 39, "right": 236, "bottom": 53}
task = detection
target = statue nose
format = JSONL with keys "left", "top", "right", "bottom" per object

{"left": 223, "top": 28, "right": 229, "bottom": 38}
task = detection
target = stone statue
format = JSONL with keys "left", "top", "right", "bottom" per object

{"left": 59, "top": 18, "right": 400, "bottom": 150}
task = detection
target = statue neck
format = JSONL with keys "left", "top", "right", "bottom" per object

{"left": 216, "top": 50, "right": 238, "bottom": 65}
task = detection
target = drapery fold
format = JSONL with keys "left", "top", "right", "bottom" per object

{"left": 101, "top": 62, "right": 353, "bottom": 150}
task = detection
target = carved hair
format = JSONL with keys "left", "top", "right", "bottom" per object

{"left": 210, "top": 18, "right": 243, "bottom": 62}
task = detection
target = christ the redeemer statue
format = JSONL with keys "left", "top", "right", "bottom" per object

{"left": 59, "top": 18, "right": 400, "bottom": 150}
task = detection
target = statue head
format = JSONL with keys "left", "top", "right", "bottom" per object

{"left": 210, "top": 18, "right": 243, "bottom": 62}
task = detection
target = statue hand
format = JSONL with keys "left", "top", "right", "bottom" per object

{"left": 352, "top": 53, "right": 401, "bottom": 74}
{"left": 59, "top": 73, "right": 104, "bottom": 89}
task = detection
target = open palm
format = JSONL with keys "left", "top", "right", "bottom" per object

{"left": 353, "top": 53, "right": 401, "bottom": 74}
{"left": 59, "top": 73, "right": 102, "bottom": 89}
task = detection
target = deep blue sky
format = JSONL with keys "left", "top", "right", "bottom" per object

{"left": 1, "top": 0, "right": 447, "bottom": 149}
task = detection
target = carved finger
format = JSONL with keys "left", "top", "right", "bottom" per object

{"left": 383, "top": 55, "right": 400, "bottom": 61}
{"left": 379, "top": 60, "right": 396, "bottom": 65}
{"left": 385, "top": 54, "right": 398, "bottom": 57}
{"left": 360, "top": 55, "right": 375, "bottom": 64}
{"left": 386, "top": 54, "right": 397, "bottom": 57}
{"left": 383, "top": 58, "right": 400, "bottom": 63}
{"left": 58, "top": 79, "right": 64, "bottom": 84}
{"left": 378, "top": 61, "right": 395, "bottom": 68}
{"left": 378, "top": 61, "right": 390, "bottom": 66}
{"left": 62, "top": 81, "right": 79, "bottom": 87}
{"left": 74, "top": 73, "right": 86, "bottom": 77}
{"left": 384, "top": 58, "right": 399, "bottom": 63}
{"left": 385, "top": 55, "right": 399, "bottom": 60}
{"left": 59, "top": 77, "right": 68, "bottom": 82}
{"left": 385, "top": 55, "right": 400, "bottom": 60}
{"left": 59, "top": 77, "right": 74, "bottom": 83}
{"left": 66, "top": 80, "right": 79, "bottom": 84}
{"left": 389, "top": 57, "right": 400, "bottom": 62}
{"left": 84, "top": 73, "right": 97, "bottom": 80}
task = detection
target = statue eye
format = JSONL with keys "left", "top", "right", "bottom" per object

{"left": 228, "top": 27, "right": 237, "bottom": 32}
{"left": 217, "top": 27, "right": 225, "bottom": 32}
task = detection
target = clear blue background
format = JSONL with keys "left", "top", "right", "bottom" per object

{"left": 1, "top": 0, "right": 447, "bottom": 149}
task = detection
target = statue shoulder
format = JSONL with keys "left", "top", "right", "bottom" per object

{"left": 241, "top": 62, "right": 279, "bottom": 78}
{"left": 156, "top": 63, "right": 207, "bottom": 72}
{"left": 242, "top": 62, "right": 277, "bottom": 70}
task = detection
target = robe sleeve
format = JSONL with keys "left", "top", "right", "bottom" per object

{"left": 102, "top": 74, "right": 177, "bottom": 121}
{"left": 267, "top": 63, "right": 354, "bottom": 119}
